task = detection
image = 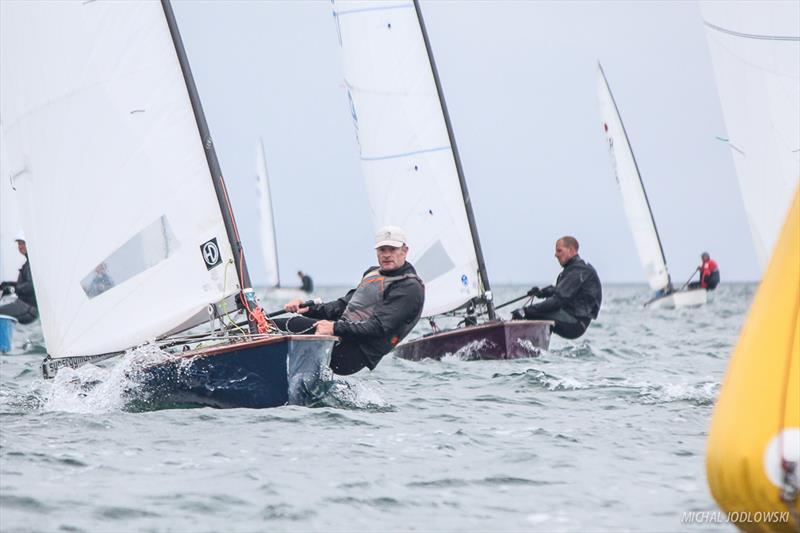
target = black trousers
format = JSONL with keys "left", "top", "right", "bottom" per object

{"left": 271, "top": 316, "right": 370, "bottom": 376}
{"left": 0, "top": 299, "right": 38, "bottom": 325}
{"left": 523, "top": 308, "right": 588, "bottom": 340}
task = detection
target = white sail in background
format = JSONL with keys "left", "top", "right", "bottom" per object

{"left": 597, "top": 64, "right": 671, "bottom": 292}
{"left": 332, "top": 0, "right": 481, "bottom": 317}
{"left": 0, "top": 126, "right": 24, "bottom": 283}
{"left": 255, "top": 139, "right": 280, "bottom": 288}
{"left": 0, "top": 1, "right": 240, "bottom": 358}
{"left": 700, "top": 0, "right": 800, "bottom": 272}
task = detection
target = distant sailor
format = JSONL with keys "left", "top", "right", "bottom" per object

{"left": 280, "top": 226, "right": 425, "bottom": 375}
{"left": 297, "top": 270, "right": 314, "bottom": 293}
{"left": 688, "top": 252, "right": 720, "bottom": 290}
{"left": 0, "top": 234, "right": 38, "bottom": 324}
{"left": 510, "top": 236, "right": 602, "bottom": 339}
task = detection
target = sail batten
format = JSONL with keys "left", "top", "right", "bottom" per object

{"left": 597, "top": 64, "right": 671, "bottom": 292}
{"left": 0, "top": 0, "right": 241, "bottom": 358}
{"left": 332, "top": 0, "right": 489, "bottom": 318}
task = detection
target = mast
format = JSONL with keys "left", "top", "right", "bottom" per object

{"left": 598, "top": 62, "right": 672, "bottom": 289}
{"left": 161, "top": 0, "right": 255, "bottom": 301}
{"left": 258, "top": 137, "right": 281, "bottom": 287}
{"left": 413, "top": 0, "right": 497, "bottom": 319}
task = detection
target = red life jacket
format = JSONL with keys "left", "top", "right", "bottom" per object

{"left": 700, "top": 259, "right": 718, "bottom": 288}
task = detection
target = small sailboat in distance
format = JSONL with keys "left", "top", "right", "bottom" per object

{"left": 0, "top": 0, "right": 335, "bottom": 408}
{"left": 596, "top": 63, "right": 707, "bottom": 309}
{"left": 255, "top": 138, "right": 280, "bottom": 289}
{"left": 332, "top": 0, "right": 552, "bottom": 360}
{"left": 254, "top": 139, "right": 307, "bottom": 300}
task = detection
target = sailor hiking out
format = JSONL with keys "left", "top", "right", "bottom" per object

{"left": 278, "top": 226, "right": 424, "bottom": 375}
{"left": 511, "top": 236, "right": 602, "bottom": 339}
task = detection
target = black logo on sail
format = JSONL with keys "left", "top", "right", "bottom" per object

{"left": 201, "top": 238, "right": 222, "bottom": 270}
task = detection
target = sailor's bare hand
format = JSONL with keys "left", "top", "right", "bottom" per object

{"left": 285, "top": 299, "right": 309, "bottom": 314}
{"left": 315, "top": 320, "right": 335, "bottom": 336}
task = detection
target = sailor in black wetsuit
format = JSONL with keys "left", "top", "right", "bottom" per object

{"left": 297, "top": 270, "right": 314, "bottom": 293}
{"left": 510, "top": 236, "right": 601, "bottom": 339}
{"left": 0, "top": 235, "right": 38, "bottom": 324}
{"left": 278, "top": 226, "right": 425, "bottom": 375}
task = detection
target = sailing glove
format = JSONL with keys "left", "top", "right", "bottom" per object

{"left": 527, "top": 286, "right": 541, "bottom": 297}
{"left": 511, "top": 309, "right": 525, "bottom": 320}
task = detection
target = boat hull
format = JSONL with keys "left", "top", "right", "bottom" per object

{"left": 646, "top": 288, "right": 708, "bottom": 309}
{"left": 133, "top": 335, "right": 335, "bottom": 409}
{"left": 393, "top": 320, "right": 552, "bottom": 361}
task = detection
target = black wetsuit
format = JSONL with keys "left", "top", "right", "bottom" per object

{"left": 520, "top": 255, "right": 602, "bottom": 339}
{"left": 0, "top": 259, "right": 38, "bottom": 324}
{"left": 300, "top": 274, "right": 314, "bottom": 293}
{"left": 275, "top": 262, "right": 424, "bottom": 375}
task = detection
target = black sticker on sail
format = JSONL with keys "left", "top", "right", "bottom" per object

{"left": 201, "top": 238, "right": 222, "bottom": 270}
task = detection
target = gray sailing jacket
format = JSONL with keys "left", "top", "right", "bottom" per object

{"left": 304, "top": 262, "right": 424, "bottom": 368}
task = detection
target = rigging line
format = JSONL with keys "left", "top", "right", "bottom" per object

{"left": 703, "top": 20, "right": 800, "bottom": 42}
{"left": 360, "top": 146, "right": 451, "bottom": 161}
{"left": 334, "top": 2, "right": 412, "bottom": 17}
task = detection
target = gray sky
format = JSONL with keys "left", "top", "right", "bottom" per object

{"left": 171, "top": 0, "right": 759, "bottom": 287}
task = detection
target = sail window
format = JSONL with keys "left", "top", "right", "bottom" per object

{"left": 81, "top": 215, "right": 179, "bottom": 298}
{"left": 413, "top": 239, "right": 455, "bottom": 284}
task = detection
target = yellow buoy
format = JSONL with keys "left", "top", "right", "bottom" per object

{"left": 706, "top": 186, "right": 800, "bottom": 532}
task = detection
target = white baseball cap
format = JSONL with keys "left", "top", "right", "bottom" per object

{"left": 374, "top": 225, "right": 407, "bottom": 249}
{"left": 14, "top": 230, "right": 25, "bottom": 242}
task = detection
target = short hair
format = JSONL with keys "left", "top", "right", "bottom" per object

{"left": 558, "top": 236, "right": 579, "bottom": 251}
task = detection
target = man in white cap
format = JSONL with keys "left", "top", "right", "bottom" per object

{"left": 281, "top": 225, "right": 425, "bottom": 375}
{"left": 0, "top": 232, "right": 38, "bottom": 324}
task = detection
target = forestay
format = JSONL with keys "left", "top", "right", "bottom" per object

{"left": 332, "top": 0, "right": 481, "bottom": 317}
{"left": 255, "top": 139, "right": 280, "bottom": 288}
{"left": 0, "top": 1, "right": 239, "bottom": 358}
{"left": 0, "top": 126, "right": 24, "bottom": 283}
{"left": 700, "top": 1, "right": 800, "bottom": 272}
{"left": 596, "top": 64, "right": 671, "bottom": 292}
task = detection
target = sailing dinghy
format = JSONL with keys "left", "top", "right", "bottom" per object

{"left": 0, "top": 0, "right": 335, "bottom": 408}
{"left": 256, "top": 138, "right": 281, "bottom": 291}
{"left": 332, "top": 0, "right": 552, "bottom": 360}
{"left": 597, "top": 63, "right": 707, "bottom": 309}
{"left": 255, "top": 139, "right": 306, "bottom": 300}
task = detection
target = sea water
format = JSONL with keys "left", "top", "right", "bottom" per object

{"left": 0, "top": 284, "right": 753, "bottom": 532}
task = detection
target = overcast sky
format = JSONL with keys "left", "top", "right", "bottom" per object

{"left": 170, "top": 0, "right": 762, "bottom": 287}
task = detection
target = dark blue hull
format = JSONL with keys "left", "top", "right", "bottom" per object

{"left": 132, "top": 336, "right": 335, "bottom": 409}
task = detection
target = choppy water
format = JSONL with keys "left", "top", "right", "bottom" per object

{"left": 0, "top": 284, "right": 754, "bottom": 532}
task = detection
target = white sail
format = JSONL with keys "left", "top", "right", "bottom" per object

{"left": 255, "top": 139, "right": 280, "bottom": 288}
{"left": 332, "top": 0, "right": 482, "bottom": 317}
{"left": 597, "top": 64, "right": 671, "bottom": 292}
{"left": 0, "top": 126, "right": 24, "bottom": 283}
{"left": 0, "top": 1, "right": 240, "bottom": 358}
{"left": 700, "top": 0, "right": 800, "bottom": 271}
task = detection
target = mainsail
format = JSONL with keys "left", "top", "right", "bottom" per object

{"left": 0, "top": 1, "right": 244, "bottom": 358}
{"left": 700, "top": 0, "right": 800, "bottom": 272}
{"left": 596, "top": 64, "right": 671, "bottom": 292}
{"left": 332, "top": 0, "right": 493, "bottom": 318}
{"left": 255, "top": 139, "right": 280, "bottom": 288}
{"left": 0, "top": 126, "right": 24, "bottom": 283}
